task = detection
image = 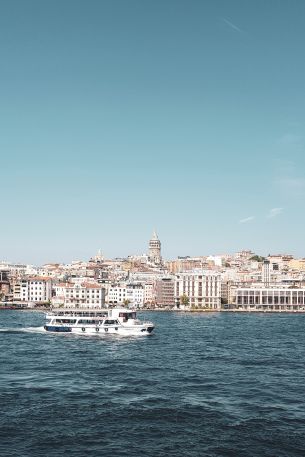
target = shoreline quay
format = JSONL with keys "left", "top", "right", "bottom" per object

{"left": 2, "top": 306, "right": 305, "bottom": 314}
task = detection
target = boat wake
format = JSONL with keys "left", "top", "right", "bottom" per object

{"left": 0, "top": 327, "right": 46, "bottom": 334}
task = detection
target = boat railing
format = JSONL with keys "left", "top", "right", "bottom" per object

{"left": 47, "top": 312, "right": 107, "bottom": 318}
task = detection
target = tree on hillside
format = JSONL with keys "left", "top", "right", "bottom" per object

{"left": 250, "top": 255, "right": 265, "bottom": 262}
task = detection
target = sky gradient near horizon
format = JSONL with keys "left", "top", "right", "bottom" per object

{"left": 1, "top": 0, "right": 305, "bottom": 264}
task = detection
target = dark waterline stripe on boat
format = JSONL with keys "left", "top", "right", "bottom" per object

{"left": 44, "top": 326, "right": 72, "bottom": 332}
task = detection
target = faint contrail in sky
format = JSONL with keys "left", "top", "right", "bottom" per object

{"left": 222, "top": 17, "right": 243, "bottom": 33}
{"left": 267, "top": 208, "right": 283, "bottom": 218}
{"left": 239, "top": 216, "right": 255, "bottom": 224}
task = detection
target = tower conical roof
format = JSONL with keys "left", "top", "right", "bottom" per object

{"left": 151, "top": 230, "right": 159, "bottom": 241}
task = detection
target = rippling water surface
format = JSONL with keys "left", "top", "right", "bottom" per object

{"left": 0, "top": 310, "right": 305, "bottom": 457}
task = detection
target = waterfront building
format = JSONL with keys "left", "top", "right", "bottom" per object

{"left": 107, "top": 283, "right": 144, "bottom": 306}
{"left": 148, "top": 230, "right": 162, "bottom": 265}
{"left": 12, "top": 281, "right": 21, "bottom": 301}
{"left": 53, "top": 282, "right": 105, "bottom": 308}
{"left": 155, "top": 277, "right": 175, "bottom": 307}
{"left": 126, "top": 283, "right": 144, "bottom": 306}
{"left": 19, "top": 277, "right": 52, "bottom": 304}
{"left": 144, "top": 283, "right": 154, "bottom": 305}
{"left": 108, "top": 285, "right": 127, "bottom": 304}
{"left": 175, "top": 272, "right": 221, "bottom": 309}
{"left": 0, "top": 270, "right": 10, "bottom": 300}
{"left": 234, "top": 287, "right": 305, "bottom": 311}
{"left": 221, "top": 281, "right": 229, "bottom": 304}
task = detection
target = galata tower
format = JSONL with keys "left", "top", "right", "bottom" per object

{"left": 148, "top": 230, "right": 162, "bottom": 265}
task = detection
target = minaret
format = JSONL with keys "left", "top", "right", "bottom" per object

{"left": 148, "top": 230, "right": 162, "bottom": 265}
{"left": 94, "top": 249, "right": 104, "bottom": 263}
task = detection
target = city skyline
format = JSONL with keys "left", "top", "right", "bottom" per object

{"left": 0, "top": 232, "right": 303, "bottom": 267}
{"left": 1, "top": 0, "right": 305, "bottom": 263}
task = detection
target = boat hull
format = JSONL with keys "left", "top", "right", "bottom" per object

{"left": 44, "top": 325, "right": 72, "bottom": 333}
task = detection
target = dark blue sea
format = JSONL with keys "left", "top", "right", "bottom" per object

{"left": 0, "top": 311, "right": 305, "bottom": 457}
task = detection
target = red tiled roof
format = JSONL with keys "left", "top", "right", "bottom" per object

{"left": 81, "top": 283, "right": 102, "bottom": 289}
{"left": 28, "top": 277, "right": 51, "bottom": 282}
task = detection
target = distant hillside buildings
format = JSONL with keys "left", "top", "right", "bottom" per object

{"left": 2, "top": 234, "right": 305, "bottom": 312}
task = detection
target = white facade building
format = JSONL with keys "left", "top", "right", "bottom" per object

{"left": 20, "top": 277, "right": 52, "bottom": 303}
{"left": 175, "top": 272, "right": 221, "bottom": 309}
{"left": 107, "top": 283, "right": 145, "bottom": 306}
{"left": 144, "top": 283, "right": 154, "bottom": 304}
{"left": 108, "top": 286, "right": 127, "bottom": 304}
{"left": 126, "top": 284, "right": 144, "bottom": 306}
{"left": 53, "top": 282, "right": 105, "bottom": 308}
{"left": 234, "top": 287, "right": 305, "bottom": 311}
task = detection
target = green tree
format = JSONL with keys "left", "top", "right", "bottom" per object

{"left": 180, "top": 294, "right": 189, "bottom": 306}
{"left": 250, "top": 255, "right": 265, "bottom": 262}
{"left": 123, "top": 299, "right": 131, "bottom": 307}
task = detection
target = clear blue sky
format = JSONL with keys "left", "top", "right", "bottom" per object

{"left": 1, "top": 0, "right": 305, "bottom": 264}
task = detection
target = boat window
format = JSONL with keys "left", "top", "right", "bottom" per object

{"left": 119, "top": 312, "right": 136, "bottom": 320}
{"left": 78, "top": 319, "right": 98, "bottom": 324}
{"left": 59, "top": 319, "right": 76, "bottom": 324}
{"left": 104, "top": 319, "right": 118, "bottom": 325}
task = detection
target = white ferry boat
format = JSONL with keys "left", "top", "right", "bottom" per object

{"left": 44, "top": 307, "right": 154, "bottom": 336}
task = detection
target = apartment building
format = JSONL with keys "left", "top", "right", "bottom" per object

{"left": 0, "top": 270, "right": 10, "bottom": 295}
{"left": 144, "top": 283, "right": 154, "bottom": 305}
{"left": 108, "top": 283, "right": 144, "bottom": 306}
{"left": 53, "top": 282, "right": 105, "bottom": 308}
{"left": 19, "top": 277, "right": 52, "bottom": 304}
{"left": 155, "top": 277, "right": 175, "bottom": 307}
{"left": 108, "top": 286, "right": 127, "bottom": 304}
{"left": 126, "top": 283, "right": 144, "bottom": 306}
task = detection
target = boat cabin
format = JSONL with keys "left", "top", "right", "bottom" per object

{"left": 109, "top": 308, "right": 137, "bottom": 322}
